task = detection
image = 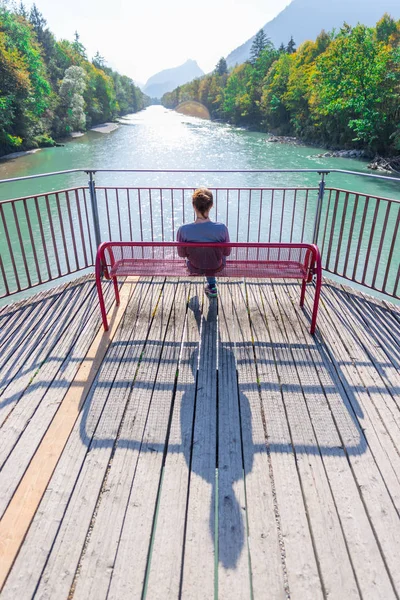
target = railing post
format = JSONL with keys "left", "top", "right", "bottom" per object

{"left": 87, "top": 170, "right": 101, "bottom": 248}
{"left": 312, "top": 172, "right": 327, "bottom": 244}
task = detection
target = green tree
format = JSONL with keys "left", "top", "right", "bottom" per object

{"left": 311, "top": 23, "right": 399, "bottom": 151}
{"left": 92, "top": 51, "right": 105, "bottom": 69}
{"left": 284, "top": 32, "right": 331, "bottom": 137}
{"left": 250, "top": 29, "right": 271, "bottom": 64}
{"left": 375, "top": 13, "right": 398, "bottom": 43}
{"left": 260, "top": 53, "right": 293, "bottom": 133}
{"left": 17, "top": 2, "right": 28, "bottom": 18}
{"left": 215, "top": 57, "right": 228, "bottom": 76}
{"left": 286, "top": 36, "right": 296, "bottom": 54}
{"left": 72, "top": 31, "right": 87, "bottom": 59}
{"left": 57, "top": 65, "right": 86, "bottom": 134}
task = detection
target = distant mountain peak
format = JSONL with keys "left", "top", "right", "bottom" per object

{"left": 144, "top": 60, "right": 204, "bottom": 99}
{"left": 226, "top": 0, "right": 400, "bottom": 67}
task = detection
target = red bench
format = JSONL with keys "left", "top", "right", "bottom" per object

{"left": 95, "top": 241, "right": 322, "bottom": 334}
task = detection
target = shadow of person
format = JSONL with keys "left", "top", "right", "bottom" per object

{"left": 180, "top": 293, "right": 253, "bottom": 570}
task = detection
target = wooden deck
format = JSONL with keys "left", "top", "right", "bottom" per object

{"left": 0, "top": 275, "right": 399, "bottom": 600}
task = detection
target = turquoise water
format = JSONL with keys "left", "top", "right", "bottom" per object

{"left": 1, "top": 106, "right": 399, "bottom": 200}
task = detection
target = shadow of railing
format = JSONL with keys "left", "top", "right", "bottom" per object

{"left": 71, "top": 281, "right": 391, "bottom": 572}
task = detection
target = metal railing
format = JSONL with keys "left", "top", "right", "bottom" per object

{"left": 0, "top": 188, "right": 95, "bottom": 296}
{"left": 0, "top": 169, "right": 399, "bottom": 301}
{"left": 317, "top": 189, "right": 399, "bottom": 297}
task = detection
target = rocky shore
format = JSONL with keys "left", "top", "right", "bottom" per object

{"left": 267, "top": 136, "right": 302, "bottom": 145}
{"left": 315, "top": 149, "right": 368, "bottom": 159}
{"left": 266, "top": 135, "right": 399, "bottom": 175}
{"left": 367, "top": 155, "right": 400, "bottom": 174}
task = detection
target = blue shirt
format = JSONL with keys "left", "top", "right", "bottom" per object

{"left": 176, "top": 221, "right": 231, "bottom": 274}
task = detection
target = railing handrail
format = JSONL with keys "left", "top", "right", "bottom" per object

{"left": 1, "top": 167, "right": 400, "bottom": 185}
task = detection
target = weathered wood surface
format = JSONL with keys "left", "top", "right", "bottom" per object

{"left": 246, "top": 281, "right": 324, "bottom": 600}
{"left": 144, "top": 282, "right": 201, "bottom": 600}
{"left": 228, "top": 282, "right": 287, "bottom": 599}
{"left": 1, "top": 278, "right": 157, "bottom": 598}
{"left": 290, "top": 280, "right": 400, "bottom": 597}
{"left": 217, "top": 283, "right": 251, "bottom": 599}
{"left": 262, "top": 281, "right": 360, "bottom": 599}
{"left": 104, "top": 280, "right": 188, "bottom": 599}
{"left": 1, "top": 276, "right": 400, "bottom": 599}
{"left": 0, "top": 279, "right": 135, "bottom": 589}
{"left": 180, "top": 288, "right": 218, "bottom": 600}
{"left": 0, "top": 280, "right": 116, "bottom": 517}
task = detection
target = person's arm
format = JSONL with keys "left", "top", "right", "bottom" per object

{"left": 176, "top": 227, "right": 187, "bottom": 257}
{"left": 223, "top": 226, "right": 231, "bottom": 256}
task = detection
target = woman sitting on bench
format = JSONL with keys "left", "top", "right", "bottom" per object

{"left": 176, "top": 188, "right": 231, "bottom": 298}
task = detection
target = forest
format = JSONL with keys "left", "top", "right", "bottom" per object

{"left": 162, "top": 16, "right": 400, "bottom": 156}
{"left": 0, "top": 2, "right": 149, "bottom": 157}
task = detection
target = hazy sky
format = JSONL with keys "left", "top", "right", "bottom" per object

{"left": 24, "top": 0, "right": 292, "bottom": 84}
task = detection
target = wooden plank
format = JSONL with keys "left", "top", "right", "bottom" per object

{"left": 0, "top": 280, "right": 92, "bottom": 425}
{"left": 0, "top": 286, "right": 66, "bottom": 371}
{"left": 0, "top": 278, "right": 151, "bottom": 598}
{"left": 228, "top": 281, "right": 287, "bottom": 599}
{"left": 294, "top": 281, "right": 400, "bottom": 596}
{"left": 339, "top": 284, "right": 400, "bottom": 378}
{"left": 0, "top": 283, "right": 100, "bottom": 462}
{"left": 245, "top": 280, "right": 324, "bottom": 600}
{"left": 180, "top": 288, "right": 218, "bottom": 600}
{"left": 261, "top": 281, "right": 361, "bottom": 599}
{"left": 101, "top": 280, "right": 189, "bottom": 599}
{"left": 0, "top": 278, "right": 137, "bottom": 592}
{"left": 0, "top": 277, "right": 77, "bottom": 338}
{"left": 0, "top": 275, "right": 80, "bottom": 319}
{"left": 144, "top": 281, "right": 202, "bottom": 600}
{"left": 0, "top": 288, "right": 51, "bottom": 349}
{"left": 272, "top": 282, "right": 371, "bottom": 599}
{"left": 0, "top": 277, "right": 91, "bottom": 356}
{"left": 28, "top": 279, "right": 174, "bottom": 600}
{"left": 333, "top": 281, "right": 400, "bottom": 361}
{"left": 0, "top": 281, "right": 115, "bottom": 516}
{"left": 326, "top": 284, "right": 400, "bottom": 419}
{"left": 217, "top": 282, "right": 251, "bottom": 599}
{"left": 311, "top": 284, "right": 400, "bottom": 505}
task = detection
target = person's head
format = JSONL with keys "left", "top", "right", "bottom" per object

{"left": 192, "top": 187, "right": 213, "bottom": 219}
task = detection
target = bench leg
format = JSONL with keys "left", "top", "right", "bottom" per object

{"left": 300, "top": 279, "right": 306, "bottom": 307}
{"left": 96, "top": 273, "right": 109, "bottom": 331}
{"left": 113, "top": 276, "right": 120, "bottom": 305}
{"left": 310, "top": 276, "right": 322, "bottom": 335}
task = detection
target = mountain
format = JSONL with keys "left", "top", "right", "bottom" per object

{"left": 143, "top": 60, "right": 204, "bottom": 99}
{"left": 226, "top": 0, "right": 400, "bottom": 67}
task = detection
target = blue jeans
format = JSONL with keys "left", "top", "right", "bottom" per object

{"left": 206, "top": 276, "right": 216, "bottom": 287}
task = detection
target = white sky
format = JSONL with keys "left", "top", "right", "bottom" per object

{"left": 24, "top": 0, "right": 292, "bottom": 84}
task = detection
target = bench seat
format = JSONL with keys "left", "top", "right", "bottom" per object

{"left": 110, "top": 259, "right": 309, "bottom": 280}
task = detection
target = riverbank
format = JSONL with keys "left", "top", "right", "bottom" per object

{"left": 0, "top": 122, "right": 120, "bottom": 162}
{"left": 0, "top": 149, "right": 42, "bottom": 162}
{"left": 90, "top": 123, "right": 119, "bottom": 134}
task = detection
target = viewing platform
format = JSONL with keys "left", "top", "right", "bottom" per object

{"left": 0, "top": 274, "right": 399, "bottom": 599}
{"left": 0, "top": 168, "right": 399, "bottom": 598}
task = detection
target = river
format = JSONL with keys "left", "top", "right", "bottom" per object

{"left": 1, "top": 105, "right": 399, "bottom": 200}
{"left": 0, "top": 106, "right": 399, "bottom": 304}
